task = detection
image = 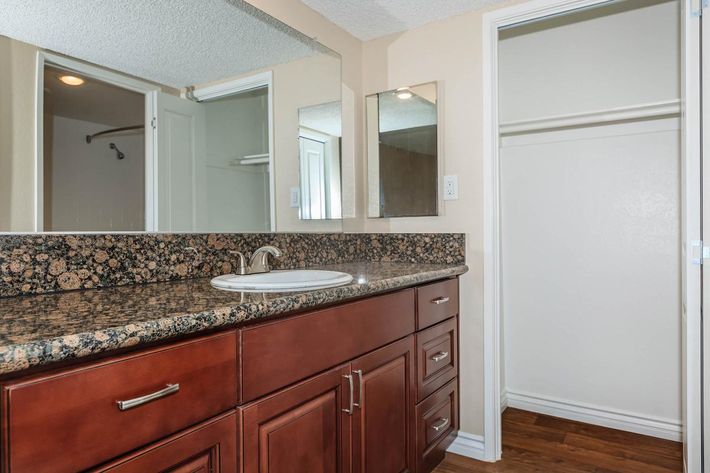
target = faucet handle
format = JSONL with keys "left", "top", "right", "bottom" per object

{"left": 228, "top": 251, "right": 248, "bottom": 275}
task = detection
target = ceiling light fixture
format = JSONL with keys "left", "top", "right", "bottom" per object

{"left": 58, "top": 75, "right": 85, "bottom": 86}
{"left": 396, "top": 87, "right": 412, "bottom": 100}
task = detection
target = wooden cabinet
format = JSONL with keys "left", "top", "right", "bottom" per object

{"left": 240, "top": 364, "right": 352, "bottom": 473}
{"left": 416, "top": 279, "right": 459, "bottom": 330}
{"left": 415, "top": 380, "right": 458, "bottom": 473}
{"left": 0, "top": 278, "right": 461, "bottom": 473}
{"left": 92, "top": 411, "right": 237, "bottom": 472}
{"left": 352, "top": 336, "right": 416, "bottom": 473}
{"left": 240, "top": 336, "right": 415, "bottom": 473}
{"left": 2, "top": 332, "right": 238, "bottom": 473}
{"left": 240, "top": 289, "right": 415, "bottom": 402}
{"left": 416, "top": 317, "right": 457, "bottom": 401}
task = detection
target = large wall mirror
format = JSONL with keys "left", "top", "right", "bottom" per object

{"left": 367, "top": 82, "right": 440, "bottom": 218}
{"left": 0, "top": 0, "right": 344, "bottom": 233}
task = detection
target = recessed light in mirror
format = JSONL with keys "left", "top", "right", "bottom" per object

{"left": 58, "top": 75, "right": 85, "bottom": 86}
{"left": 396, "top": 87, "right": 412, "bottom": 100}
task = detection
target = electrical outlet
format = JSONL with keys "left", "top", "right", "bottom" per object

{"left": 443, "top": 175, "right": 459, "bottom": 201}
{"left": 289, "top": 187, "right": 300, "bottom": 208}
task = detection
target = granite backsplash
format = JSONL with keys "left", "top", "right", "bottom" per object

{"left": 0, "top": 233, "right": 465, "bottom": 298}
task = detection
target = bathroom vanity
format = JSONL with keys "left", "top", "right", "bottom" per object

{"left": 0, "top": 263, "right": 464, "bottom": 473}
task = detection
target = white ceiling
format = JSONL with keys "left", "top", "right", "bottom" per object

{"left": 44, "top": 66, "right": 145, "bottom": 127}
{"left": 377, "top": 83, "right": 437, "bottom": 132}
{"left": 299, "top": 101, "right": 342, "bottom": 137}
{"left": 301, "top": 0, "right": 508, "bottom": 41}
{"left": 0, "top": 0, "right": 330, "bottom": 88}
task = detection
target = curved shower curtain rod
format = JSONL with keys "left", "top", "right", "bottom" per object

{"left": 85, "top": 125, "right": 144, "bottom": 143}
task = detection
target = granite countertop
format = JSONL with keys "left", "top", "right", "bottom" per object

{"left": 0, "top": 262, "right": 468, "bottom": 376}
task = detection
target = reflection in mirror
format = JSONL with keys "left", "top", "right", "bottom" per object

{"left": 298, "top": 102, "right": 342, "bottom": 220}
{"left": 0, "top": 0, "right": 344, "bottom": 233}
{"left": 367, "top": 82, "right": 439, "bottom": 218}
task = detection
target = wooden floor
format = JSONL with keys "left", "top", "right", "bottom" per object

{"left": 433, "top": 408, "right": 683, "bottom": 473}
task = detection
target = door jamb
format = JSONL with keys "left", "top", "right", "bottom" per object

{"left": 35, "top": 51, "right": 159, "bottom": 231}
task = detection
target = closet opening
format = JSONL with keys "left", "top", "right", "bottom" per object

{"left": 496, "top": 0, "right": 684, "bottom": 469}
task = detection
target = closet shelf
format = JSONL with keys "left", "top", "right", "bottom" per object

{"left": 229, "top": 153, "right": 270, "bottom": 166}
{"left": 499, "top": 99, "right": 680, "bottom": 136}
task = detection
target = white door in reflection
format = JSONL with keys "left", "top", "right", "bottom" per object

{"left": 299, "top": 136, "right": 327, "bottom": 220}
{"left": 156, "top": 92, "right": 206, "bottom": 232}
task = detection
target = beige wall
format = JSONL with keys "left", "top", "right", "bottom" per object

{"left": 0, "top": 36, "right": 38, "bottom": 232}
{"left": 272, "top": 53, "right": 343, "bottom": 232}
{"left": 245, "top": 0, "right": 525, "bottom": 436}
{"left": 359, "top": 4, "right": 526, "bottom": 435}
{"left": 194, "top": 52, "right": 343, "bottom": 232}
{"left": 245, "top": 0, "right": 363, "bottom": 227}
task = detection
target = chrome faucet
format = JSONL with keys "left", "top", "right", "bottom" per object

{"left": 248, "top": 246, "right": 282, "bottom": 274}
{"left": 229, "top": 246, "right": 282, "bottom": 275}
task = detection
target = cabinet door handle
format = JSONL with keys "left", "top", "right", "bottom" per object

{"left": 116, "top": 383, "right": 180, "bottom": 411}
{"left": 430, "top": 351, "right": 449, "bottom": 363}
{"left": 431, "top": 296, "right": 450, "bottom": 305}
{"left": 342, "top": 374, "right": 354, "bottom": 415}
{"left": 353, "top": 369, "right": 363, "bottom": 409}
{"left": 431, "top": 417, "right": 449, "bottom": 432}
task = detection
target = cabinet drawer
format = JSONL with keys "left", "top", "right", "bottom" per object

{"left": 416, "top": 317, "right": 457, "bottom": 401}
{"left": 92, "top": 411, "right": 237, "bottom": 472}
{"left": 415, "top": 379, "right": 458, "bottom": 473}
{"left": 3, "top": 331, "right": 238, "bottom": 473}
{"left": 240, "top": 289, "right": 415, "bottom": 402}
{"left": 416, "top": 279, "right": 459, "bottom": 330}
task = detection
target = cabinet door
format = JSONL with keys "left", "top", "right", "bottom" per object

{"left": 351, "top": 336, "right": 416, "bottom": 473}
{"left": 93, "top": 411, "right": 237, "bottom": 472}
{"left": 241, "top": 363, "right": 352, "bottom": 473}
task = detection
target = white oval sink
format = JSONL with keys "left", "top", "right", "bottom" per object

{"left": 211, "top": 269, "right": 354, "bottom": 293}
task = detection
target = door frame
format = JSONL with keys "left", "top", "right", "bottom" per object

{"left": 191, "top": 71, "right": 276, "bottom": 231}
{"left": 35, "top": 51, "right": 159, "bottom": 231}
{"left": 481, "top": 0, "right": 701, "bottom": 466}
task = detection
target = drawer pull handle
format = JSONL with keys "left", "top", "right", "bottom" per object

{"left": 343, "top": 374, "right": 354, "bottom": 415}
{"left": 431, "top": 296, "right": 450, "bottom": 305}
{"left": 431, "top": 417, "right": 450, "bottom": 432}
{"left": 430, "top": 351, "right": 449, "bottom": 363}
{"left": 117, "top": 383, "right": 180, "bottom": 411}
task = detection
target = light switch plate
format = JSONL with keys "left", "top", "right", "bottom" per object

{"left": 289, "top": 187, "right": 300, "bottom": 208}
{"left": 443, "top": 175, "right": 459, "bottom": 201}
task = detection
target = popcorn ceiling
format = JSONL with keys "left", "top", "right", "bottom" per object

{"left": 302, "top": 0, "right": 508, "bottom": 41}
{"left": 0, "top": 0, "right": 328, "bottom": 88}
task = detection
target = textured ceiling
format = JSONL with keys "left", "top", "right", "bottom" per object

{"left": 1, "top": 0, "right": 331, "bottom": 88}
{"left": 378, "top": 83, "right": 437, "bottom": 132}
{"left": 300, "top": 101, "right": 342, "bottom": 137}
{"left": 45, "top": 66, "right": 145, "bottom": 127}
{"left": 301, "top": 0, "right": 508, "bottom": 40}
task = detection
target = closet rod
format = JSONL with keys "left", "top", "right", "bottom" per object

{"left": 499, "top": 99, "right": 680, "bottom": 136}
{"left": 86, "top": 125, "right": 144, "bottom": 143}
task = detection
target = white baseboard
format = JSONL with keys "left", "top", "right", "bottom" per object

{"left": 447, "top": 431, "right": 487, "bottom": 461}
{"left": 504, "top": 390, "right": 682, "bottom": 441}
{"left": 501, "top": 388, "right": 509, "bottom": 412}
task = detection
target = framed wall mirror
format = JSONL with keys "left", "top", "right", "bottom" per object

{"left": 366, "top": 82, "right": 440, "bottom": 219}
{"left": 0, "top": 0, "right": 344, "bottom": 233}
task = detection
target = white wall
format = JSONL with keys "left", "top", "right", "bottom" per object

{"left": 48, "top": 116, "right": 144, "bottom": 231}
{"left": 204, "top": 91, "right": 271, "bottom": 232}
{"left": 498, "top": 0, "right": 679, "bottom": 123}
{"left": 499, "top": 0, "right": 681, "bottom": 436}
